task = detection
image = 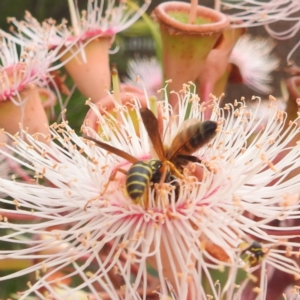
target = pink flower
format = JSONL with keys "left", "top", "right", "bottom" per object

{"left": 1, "top": 84, "right": 300, "bottom": 299}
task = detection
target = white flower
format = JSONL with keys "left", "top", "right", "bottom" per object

{"left": 65, "top": 0, "right": 151, "bottom": 67}
{"left": 229, "top": 34, "right": 279, "bottom": 94}
{"left": 1, "top": 84, "right": 300, "bottom": 299}
{"left": 2, "top": 11, "right": 69, "bottom": 48}
{"left": 67, "top": 0, "right": 150, "bottom": 40}
{"left": 219, "top": 0, "right": 300, "bottom": 33}
{"left": 0, "top": 37, "right": 57, "bottom": 104}
{"left": 218, "top": 0, "right": 300, "bottom": 62}
{"left": 0, "top": 0, "right": 150, "bottom": 72}
{"left": 3, "top": 0, "right": 150, "bottom": 49}
{"left": 0, "top": 14, "right": 80, "bottom": 70}
{"left": 124, "top": 56, "right": 163, "bottom": 97}
{"left": 247, "top": 96, "right": 287, "bottom": 132}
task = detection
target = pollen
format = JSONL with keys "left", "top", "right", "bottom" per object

{"left": 12, "top": 199, "right": 20, "bottom": 208}
{"left": 253, "top": 287, "right": 262, "bottom": 294}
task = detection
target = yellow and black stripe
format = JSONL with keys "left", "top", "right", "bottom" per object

{"left": 240, "top": 241, "right": 265, "bottom": 266}
{"left": 246, "top": 241, "right": 265, "bottom": 266}
{"left": 126, "top": 159, "right": 163, "bottom": 202}
{"left": 126, "top": 162, "right": 154, "bottom": 201}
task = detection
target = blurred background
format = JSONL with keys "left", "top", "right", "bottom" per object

{"left": 1, "top": 0, "right": 299, "bottom": 104}
{"left": 0, "top": 1, "right": 299, "bottom": 298}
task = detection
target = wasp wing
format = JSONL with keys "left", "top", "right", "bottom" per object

{"left": 167, "top": 119, "right": 217, "bottom": 160}
{"left": 83, "top": 136, "right": 139, "bottom": 164}
{"left": 139, "top": 107, "right": 166, "bottom": 161}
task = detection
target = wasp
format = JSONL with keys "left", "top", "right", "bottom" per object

{"left": 239, "top": 240, "right": 266, "bottom": 267}
{"left": 84, "top": 107, "right": 218, "bottom": 206}
{"left": 83, "top": 135, "right": 163, "bottom": 204}
{"left": 139, "top": 107, "right": 218, "bottom": 181}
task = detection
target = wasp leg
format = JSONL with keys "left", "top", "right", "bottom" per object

{"left": 102, "top": 168, "right": 127, "bottom": 195}
{"left": 165, "top": 161, "right": 184, "bottom": 180}
{"left": 158, "top": 163, "right": 170, "bottom": 185}
{"left": 157, "top": 162, "right": 182, "bottom": 193}
{"left": 84, "top": 168, "right": 127, "bottom": 210}
{"left": 144, "top": 187, "right": 149, "bottom": 209}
